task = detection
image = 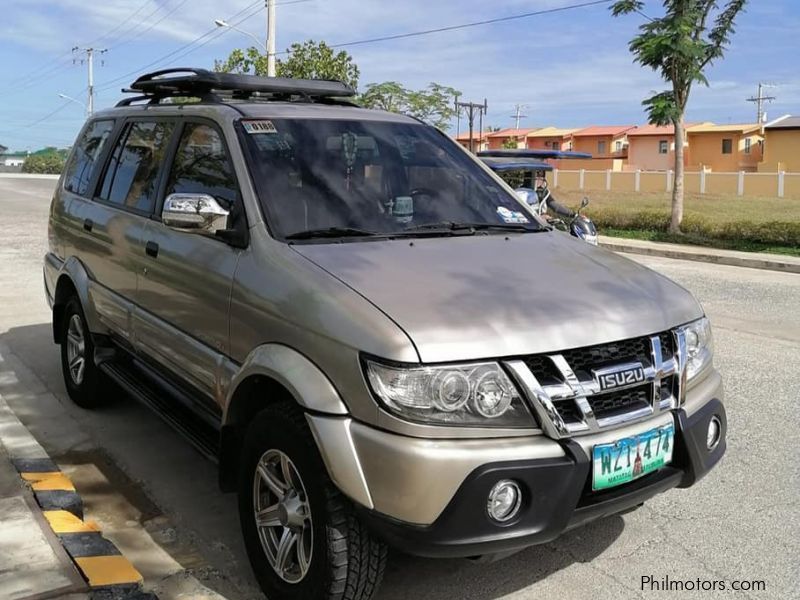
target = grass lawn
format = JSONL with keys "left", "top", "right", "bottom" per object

{"left": 552, "top": 190, "right": 800, "bottom": 257}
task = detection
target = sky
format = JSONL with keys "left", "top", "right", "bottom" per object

{"left": 0, "top": 0, "right": 798, "bottom": 151}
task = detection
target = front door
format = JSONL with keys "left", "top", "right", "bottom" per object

{"left": 135, "top": 120, "right": 243, "bottom": 403}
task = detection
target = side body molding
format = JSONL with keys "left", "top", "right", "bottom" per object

{"left": 223, "top": 343, "right": 349, "bottom": 422}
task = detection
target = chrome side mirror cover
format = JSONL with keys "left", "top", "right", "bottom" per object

{"left": 162, "top": 193, "right": 230, "bottom": 236}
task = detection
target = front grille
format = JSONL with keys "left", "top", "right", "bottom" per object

{"left": 588, "top": 384, "right": 650, "bottom": 418}
{"left": 516, "top": 329, "right": 679, "bottom": 435}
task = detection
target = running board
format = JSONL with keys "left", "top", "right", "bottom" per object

{"left": 100, "top": 361, "right": 220, "bottom": 463}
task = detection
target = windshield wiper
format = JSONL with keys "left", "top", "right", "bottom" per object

{"left": 285, "top": 227, "right": 377, "bottom": 240}
{"left": 401, "top": 221, "right": 540, "bottom": 234}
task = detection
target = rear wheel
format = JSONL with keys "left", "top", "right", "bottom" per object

{"left": 239, "top": 402, "right": 387, "bottom": 600}
{"left": 59, "top": 297, "right": 105, "bottom": 408}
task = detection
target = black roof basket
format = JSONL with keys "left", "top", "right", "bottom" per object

{"left": 116, "top": 67, "right": 356, "bottom": 106}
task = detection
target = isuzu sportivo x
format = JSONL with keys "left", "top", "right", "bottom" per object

{"left": 45, "top": 69, "right": 726, "bottom": 600}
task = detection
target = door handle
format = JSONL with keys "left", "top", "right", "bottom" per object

{"left": 83, "top": 218, "right": 93, "bottom": 232}
{"left": 145, "top": 241, "right": 159, "bottom": 258}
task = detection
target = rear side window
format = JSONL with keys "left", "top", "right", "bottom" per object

{"left": 165, "top": 123, "right": 238, "bottom": 206}
{"left": 63, "top": 120, "right": 114, "bottom": 196}
{"left": 98, "top": 121, "right": 175, "bottom": 213}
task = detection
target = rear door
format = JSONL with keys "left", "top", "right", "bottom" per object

{"left": 68, "top": 118, "right": 177, "bottom": 341}
{"left": 136, "top": 119, "right": 244, "bottom": 403}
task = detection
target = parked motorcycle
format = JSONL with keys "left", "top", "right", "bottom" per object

{"left": 478, "top": 150, "right": 599, "bottom": 245}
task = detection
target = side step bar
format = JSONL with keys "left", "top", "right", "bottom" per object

{"left": 100, "top": 360, "right": 220, "bottom": 463}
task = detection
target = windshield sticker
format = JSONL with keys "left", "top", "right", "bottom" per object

{"left": 242, "top": 120, "right": 278, "bottom": 134}
{"left": 496, "top": 206, "right": 530, "bottom": 224}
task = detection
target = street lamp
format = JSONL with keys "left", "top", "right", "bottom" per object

{"left": 214, "top": 19, "right": 268, "bottom": 53}
{"left": 58, "top": 93, "right": 87, "bottom": 116}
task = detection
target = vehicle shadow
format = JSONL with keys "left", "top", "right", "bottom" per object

{"left": 0, "top": 322, "right": 625, "bottom": 600}
{"left": 380, "top": 516, "right": 624, "bottom": 599}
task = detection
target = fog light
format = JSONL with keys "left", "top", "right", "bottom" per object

{"left": 707, "top": 416, "right": 722, "bottom": 450}
{"left": 487, "top": 480, "right": 522, "bottom": 523}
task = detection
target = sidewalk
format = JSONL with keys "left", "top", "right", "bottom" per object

{"left": 0, "top": 397, "right": 88, "bottom": 600}
{"left": 599, "top": 235, "right": 800, "bottom": 274}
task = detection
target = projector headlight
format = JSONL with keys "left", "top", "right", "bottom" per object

{"left": 365, "top": 360, "right": 534, "bottom": 427}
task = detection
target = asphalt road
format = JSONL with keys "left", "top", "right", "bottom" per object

{"left": 1, "top": 176, "right": 798, "bottom": 600}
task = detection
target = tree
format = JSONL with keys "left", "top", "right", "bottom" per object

{"left": 502, "top": 137, "right": 519, "bottom": 150}
{"left": 215, "top": 40, "right": 360, "bottom": 90}
{"left": 359, "top": 82, "right": 461, "bottom": 130}
{"left": 22, "top": 152, "right": 65, "bottom": 174}
{"left": 611, "top": 0, "right": 747, "bottom": 233}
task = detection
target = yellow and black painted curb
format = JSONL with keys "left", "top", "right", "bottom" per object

{"left": 12, "top": 456, "right": 157, "bottom": 600}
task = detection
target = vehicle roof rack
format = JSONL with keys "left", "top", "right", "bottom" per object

{"left": 115, "top": 67, "right": 356, "bottom": 107}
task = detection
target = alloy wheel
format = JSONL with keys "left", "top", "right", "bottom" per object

{"left": 66, "top": 314, "right": 86, "bottom": 386}
{"left": 252, "top": 449, "right": 314, "bottom": 583}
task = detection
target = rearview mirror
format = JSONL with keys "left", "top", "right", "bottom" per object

{"left": 580, "top": 197, "right": 590, "bottom": 209}
{"left": 162, "top": 193, "right": 230, "bottom": 236}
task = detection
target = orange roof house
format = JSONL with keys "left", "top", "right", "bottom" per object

{"left": 486, "top": 128, "right": 539, "bottom": 149}
{"left": 567, "top": 125, "right": 637, "bottom": 158}
{"left": 685, "top": 123, "right": 763, "bottom": 172}
{"left": 454, "top": 130, "right": 490, "bottom": 152}
{"left": 525, "top": 127, "right": 578, "bottom": 151}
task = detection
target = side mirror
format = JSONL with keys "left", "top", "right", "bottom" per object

{"left": 580, "top": 197, "right": 590, "bottom": 209}
{"left": 162, "top": 193, "right": 230, "bottom": 236}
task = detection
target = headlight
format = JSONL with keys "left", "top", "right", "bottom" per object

{"left": 365, "top": 360, "right": 535, "bottom": 427}
{"left": 682, "top": 317, "right": 714, "bottom": 381}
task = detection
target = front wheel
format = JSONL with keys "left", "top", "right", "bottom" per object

{"left": 239, "top": 402, "right": 387, "bottom": 600}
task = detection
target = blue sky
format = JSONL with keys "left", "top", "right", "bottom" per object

{"left": 0, "top": 0, "right": 798, "bottom": 151}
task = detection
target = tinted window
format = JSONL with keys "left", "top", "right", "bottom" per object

{"left": 597, "top": 141, "right": 606, "bottom": 154}
{"left": 165, "top": 124, "right": 237, "bottom": 206}
{"left": 99, "top": 121, "right": 175, "bottom": 213}
{"left": 63, "top": 120, "right": 114, "bottom": 196}
{"left": 241, "top": 118, "right": 543, "bottom": 238}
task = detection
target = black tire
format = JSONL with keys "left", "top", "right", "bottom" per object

{"left": 59, "top": 297, "right": 105, "bottom": 409}
{"left": 239, "top": 402, "right": 387, "bottom": 600}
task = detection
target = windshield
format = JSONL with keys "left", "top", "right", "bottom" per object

{"left": 240, "top": 118, "right": 543, "bottom": 239}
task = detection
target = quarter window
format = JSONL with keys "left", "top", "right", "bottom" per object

{"left": 98, "top": 121, "right": 175, "bottom": 213}
{"left": 721, "top": 138, "right": 733, "bottom": 154}
{"left": 63, "top": 120, "right": 114, "bottom": 196}
{"left": 165, "top": 123, "right": 238, "bottom": 207}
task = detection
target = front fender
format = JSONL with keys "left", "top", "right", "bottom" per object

{"left": 223, "top": 343, "right": 349, "bottom": 423}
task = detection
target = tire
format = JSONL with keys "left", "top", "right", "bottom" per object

{"left": 59, "top": 297, "right": 105, "bottom": 409}
{"left": 239, "top": 402, "right": 387, "bottom": 600}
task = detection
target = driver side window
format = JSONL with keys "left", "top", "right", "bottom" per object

{"left": 165, "top": 123, "right": 238, "bottom": 207}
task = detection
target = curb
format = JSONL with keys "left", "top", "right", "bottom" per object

{"left": 0, "top": 173, "right": 61, "bottom": 180}
{"left": 0, "top": 396, "right": 154, "bottom": 600}
{"left": 599, "top": 237, "right": 800, "bottom": 274}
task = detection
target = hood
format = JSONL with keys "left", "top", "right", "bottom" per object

{"left": 292, "top": 232, "right": 702, "bottom": 363}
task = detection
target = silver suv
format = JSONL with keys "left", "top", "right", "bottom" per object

{"left": 45, "top": 69, "right": 726, "bottom": 600}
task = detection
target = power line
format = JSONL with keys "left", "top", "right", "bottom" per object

{"left": 299, "top": 0, "right": 613, "bottom": 53}
{"left": 96, "top": 0, "right": 266, "bottom": 92}
{"left": 108, "top": 0, "right": 194, "bottom": 50}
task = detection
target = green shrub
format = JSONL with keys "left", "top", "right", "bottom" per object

{"left": 21, "top": 153, "right": 65, "bottom": 174}
{"left": 587, "top": 207, "right": 799, "bottom": 248}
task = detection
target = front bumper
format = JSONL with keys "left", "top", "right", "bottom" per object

{"left": 358, "top": 398, "right": 726, "bottom": 558}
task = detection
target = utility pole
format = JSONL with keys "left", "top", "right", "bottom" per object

{"left": 72, "top": 47, "right": 106, "bottom": 116}
{"left": 455, "top": 98, "right": 488, "bottom": 153}
{"left": 746, "top": 83, "right": 777, "bottom": 124}
{"left": 510, "top": 103, "right": 528, "bottom": 129}
{"left": 266, "top": 0, "right": 276, "bottom": 77}
{"left": 454, "top": 93, "right": 462, "bottom": 138}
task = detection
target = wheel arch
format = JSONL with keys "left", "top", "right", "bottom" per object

{"left": 219, "top": 344, "right": 350, "bottom": 493}
{"left": 52, "top": 258, "right": 102, "bottom": 343}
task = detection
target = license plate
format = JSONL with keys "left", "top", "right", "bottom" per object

{"left": 592, "top": 425, "right": 674, "bottom": 491}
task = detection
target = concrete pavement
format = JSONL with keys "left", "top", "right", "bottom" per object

{"left": 1, "top": 176, "right": 798, "bottom": 600}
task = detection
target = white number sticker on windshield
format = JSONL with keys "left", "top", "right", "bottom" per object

{"left": 242, "top": 120, "right": 278, "bottom": 134}
{"left": 497, "top": 206, "right": 530, "bottom": 224}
